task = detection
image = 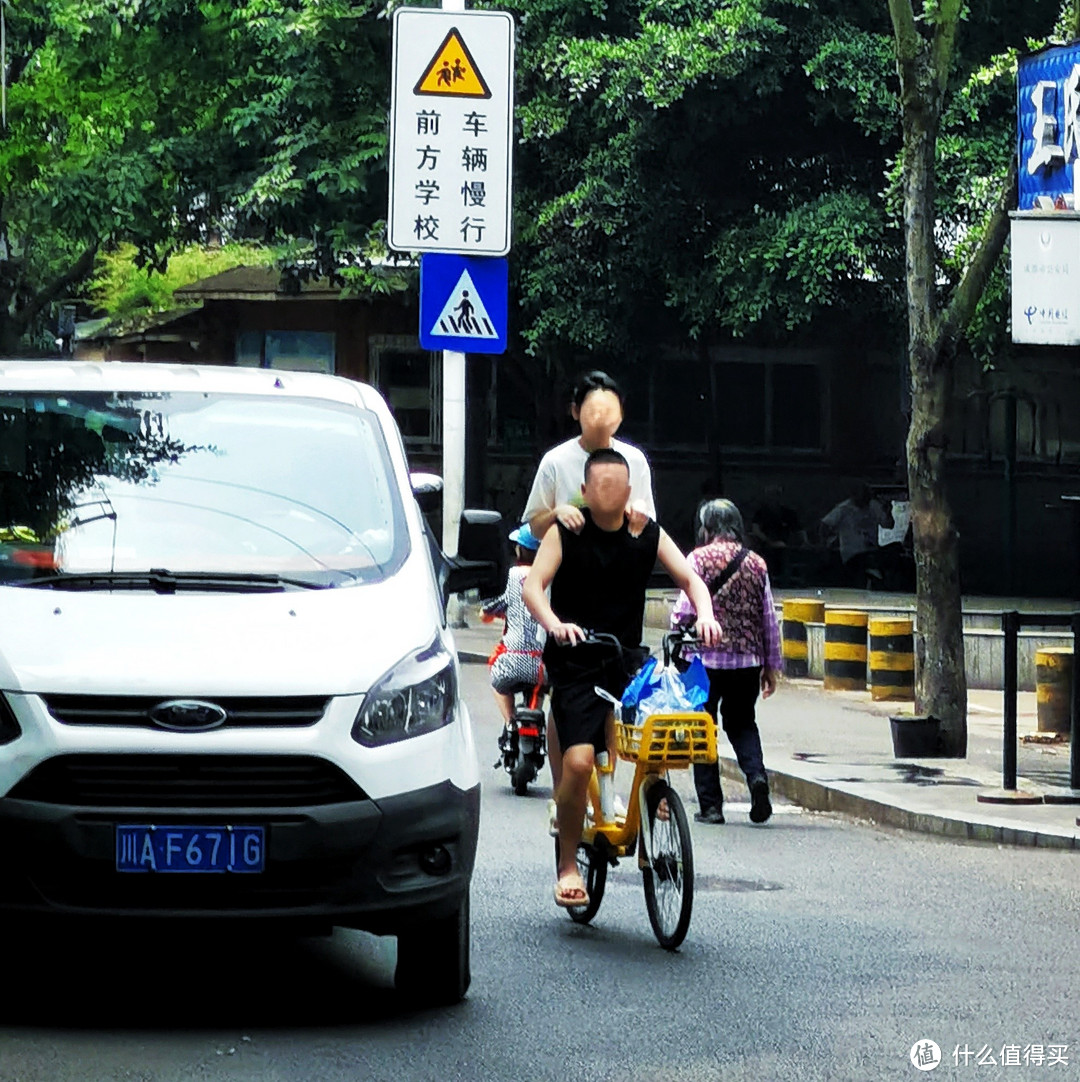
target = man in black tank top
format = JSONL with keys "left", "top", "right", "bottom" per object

{"left": 523, "top": 448, "right": 720, "bottom": 909}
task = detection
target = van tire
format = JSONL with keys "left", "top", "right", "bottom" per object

{"left": 395, "top": 894, "right": 471, "bottom": 1005}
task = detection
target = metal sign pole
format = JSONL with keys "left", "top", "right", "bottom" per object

{"left": 441, "top": 0, "right": 467, "bottom": 632}
{"left": 442, "top": 347, "right": 465, "bottom": 559}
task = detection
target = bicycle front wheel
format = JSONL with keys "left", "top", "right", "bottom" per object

{"left": 642, "top": 781, "right": 694, "bottom": 950}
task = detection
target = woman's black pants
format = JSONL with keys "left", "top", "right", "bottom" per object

{"left": 693, "top": 665, "right": 767, "bottom": 812}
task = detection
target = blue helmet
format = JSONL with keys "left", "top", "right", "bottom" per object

{"left": 509, "top": 522, "right": 540, "bottom": 550}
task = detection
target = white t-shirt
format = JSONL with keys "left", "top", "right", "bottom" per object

{"left": 522, "top": 436, "right": 656, "bottom": 525}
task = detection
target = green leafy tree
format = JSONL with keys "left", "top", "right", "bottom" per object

{"left": 510, "top": 0, "right": 908, "bottom": 441}
{"left": 1, "top": 0, "right": 224, "bottom": 351}
{"left": 511, "top": 0, "right": 1064, "bottom": 753}
{"left": 87, "top": 242, "right": 276, "bottom": 320}
{"left": 0, "top": 0, "right": 404, "bottom": 354}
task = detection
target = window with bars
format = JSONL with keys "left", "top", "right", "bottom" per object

{"left": 368, "top": 336, "right": 441, "bottom": 447}
{"left": 642, "top": 357, "right": 824, "bottom": 452}
{"left": 235, "top": 330, "right": 336, "bottom": 373}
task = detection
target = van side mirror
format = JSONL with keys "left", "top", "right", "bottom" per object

{"left": 457, "top": 509, "right": 504, "bottom": 597}
{"left": 414, "top": 483, "right": 504, "bottom": 607}
{"left": 410, "top": 472, "right": 443, "bottom": 515}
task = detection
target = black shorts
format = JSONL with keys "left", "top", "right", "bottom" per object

{"left": 545, "top": 642, "right": 648, "bottom": 755}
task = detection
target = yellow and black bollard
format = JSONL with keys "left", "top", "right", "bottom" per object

{"left": 1035, "top": 646, "right": 1073, "bottom": 736}
{"left": 823, "top": 609, "right": 868, "bottom": 691}
{"left": 868, "top": 617, "right": 915, "bottom": 702}
{"left": 781, "top": 598, "right": 824, "bottom": 678}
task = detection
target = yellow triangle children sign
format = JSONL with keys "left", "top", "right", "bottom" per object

{"left": 414, "top": 29, "right": 492, "bottom": 98}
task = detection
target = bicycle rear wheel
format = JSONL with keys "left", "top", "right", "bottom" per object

{"left": 554, "top": 837, "right": 607, "bottom": 924}
{"left": 641, "top": 781, "right": 694, "bottom": 950}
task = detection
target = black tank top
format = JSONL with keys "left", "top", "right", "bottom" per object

{"left": 548, "top": 510, "right": 660, "bottom": 648}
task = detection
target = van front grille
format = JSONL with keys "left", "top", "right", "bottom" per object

{"left": 42, "top": 694, "right": 328, "bottom": 729}
{"left": 8, "top": 755, "right": 366, "bottom": 808}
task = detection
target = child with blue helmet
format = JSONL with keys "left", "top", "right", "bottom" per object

{"left": 481, "top": 522, "right": 546, "bottom": 720}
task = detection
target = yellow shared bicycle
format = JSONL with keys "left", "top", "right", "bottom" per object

{"left": 554, "top": 631, "right": 716, "bottom": 950}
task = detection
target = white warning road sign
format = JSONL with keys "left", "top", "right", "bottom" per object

{"left": 388, "top": 8, "right": 515, "bottom": 256}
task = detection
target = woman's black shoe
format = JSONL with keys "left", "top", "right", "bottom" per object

{"left": 749, "top": 779, "right": 772, "bottom": 823}
{"left": 694, "top": 807, "right": 725, "bottom": 824}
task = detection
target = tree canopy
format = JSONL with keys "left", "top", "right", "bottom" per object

{"left": 0, "top": 0, "right": 1069, "bottom": 364}
{"left": 0, "top": 0, "right": 404, "bottom": 353}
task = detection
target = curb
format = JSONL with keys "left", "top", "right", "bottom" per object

{"left": 457, "top": 650, "right": 490, "bottom": 666}
{"left": 719, "top": 757, "right": 1080, "bottom": 851}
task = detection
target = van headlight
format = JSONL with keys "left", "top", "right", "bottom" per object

{"left": 352, "top": 640, "right": 457, "bottom": 747}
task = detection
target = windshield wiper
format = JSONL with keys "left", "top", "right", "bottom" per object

{"left": 13, "top": 568, "right": 329, "bottom": 593}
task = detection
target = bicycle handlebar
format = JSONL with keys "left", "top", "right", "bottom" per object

{"left": 663, "top": 628, "right": 700, "bottom": 666}
{"left": 553, "top": 628, "right": 701, "bottom": 667}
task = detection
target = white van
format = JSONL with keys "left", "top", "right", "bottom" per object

{"left": 0, "top": 361, "right": 483, "bottom": 1005}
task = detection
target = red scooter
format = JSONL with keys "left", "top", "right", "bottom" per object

{"left": 494, "top": 673, "right": 549, "bottom": 795}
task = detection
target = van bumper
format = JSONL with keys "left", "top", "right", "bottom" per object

{"left": 0, "top": 780, "right": 480, "bottom": 933}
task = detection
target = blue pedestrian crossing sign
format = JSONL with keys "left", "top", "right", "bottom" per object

{"left": 420, "top": 254, "right": 508, "bottom": 354}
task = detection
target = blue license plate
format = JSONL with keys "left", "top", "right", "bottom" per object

{"left": 116, "top": 825, "right": 265, "bottom": 874}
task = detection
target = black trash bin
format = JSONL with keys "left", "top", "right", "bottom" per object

{"left": 889, "top": 715, "right": 942, "bottom": 758}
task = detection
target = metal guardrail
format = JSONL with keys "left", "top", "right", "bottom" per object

{"left": 1001, "top": 611, "right": 1080, "bottom": 794}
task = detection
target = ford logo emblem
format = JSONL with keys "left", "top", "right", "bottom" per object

{"left": 149, "top": 699, "right": 228, "bottom": 732}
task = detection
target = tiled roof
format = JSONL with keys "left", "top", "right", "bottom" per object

{"left": 173, "top": 266, "right": 339, "bottom": 301}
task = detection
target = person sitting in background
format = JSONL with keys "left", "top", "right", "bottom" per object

{"left": 819, "top": 483, "right": 893, "bottom": 588}
{"left": 749, "top": 484, "right": 806, "bottom": 579}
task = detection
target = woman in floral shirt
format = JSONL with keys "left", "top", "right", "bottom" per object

{"left": 671, "top": 498, "right": 781, "bottom": 825}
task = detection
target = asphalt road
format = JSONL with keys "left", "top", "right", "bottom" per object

{"left": 0, "top": 664, "right": 1077, "bottom": 1082}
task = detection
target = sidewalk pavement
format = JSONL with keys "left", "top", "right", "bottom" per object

{"left": 452, "top": 610, "right": 1080, "bottom": 852}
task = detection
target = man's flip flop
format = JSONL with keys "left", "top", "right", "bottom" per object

{"left": 554, "top": 874, "right": 589, "bottom": 908}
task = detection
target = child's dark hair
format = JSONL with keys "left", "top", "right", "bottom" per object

{"left": 516, "top": 544, "right": 537, "bottom": 565}
{"left": 572, "top": 370, "right": 624, "bottom": 410}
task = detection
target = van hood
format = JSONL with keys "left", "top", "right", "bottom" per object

{"left": 0, "top": 577, "right": 446, "bottom": 697}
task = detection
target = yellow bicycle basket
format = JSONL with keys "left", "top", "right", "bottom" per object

{"left": 615, "top": 711, "right": 717, "bottom": 767}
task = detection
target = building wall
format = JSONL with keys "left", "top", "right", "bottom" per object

{"left": 465, "top": 344, "right": 1080, "bottom": 600}
{"left": 197, "top": 298, "right": 416, "bottom": 379}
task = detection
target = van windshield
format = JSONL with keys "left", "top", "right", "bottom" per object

{"left": 0, "top": 391, "right": 408, "bottom": 588}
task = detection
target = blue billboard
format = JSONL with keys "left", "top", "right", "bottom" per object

{"left": 1017, "top": 43, "right": 1080, "bottom": 210}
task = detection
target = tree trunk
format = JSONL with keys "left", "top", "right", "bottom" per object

{"left": 0, "top": 243, "right": 98, "bottom": 354}
{"left": 899, "top": 46, "right": 968, "bottom": 755}
{"left": 907, "top": 346, "right": 968, "bottom": 755}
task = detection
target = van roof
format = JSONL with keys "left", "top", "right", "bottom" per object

{"left": 0, "top": 360, "right": 379, "bottom": 410}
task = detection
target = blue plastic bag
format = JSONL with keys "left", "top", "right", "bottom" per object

{"left": 637, "top": 658, "right": 710, "bottom": 716}
{"left": 681, "top": 655, "right": 709, "bottom": 709}
{"left": 637, "top": 668, "right": 693, "bottom": 715}
{"left": 620, "top": 656, "right": 659, "bottom": 708}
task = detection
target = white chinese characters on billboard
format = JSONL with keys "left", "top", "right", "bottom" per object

{"left": 1018, "top": 43, "right": 1080, "bottom": 209}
